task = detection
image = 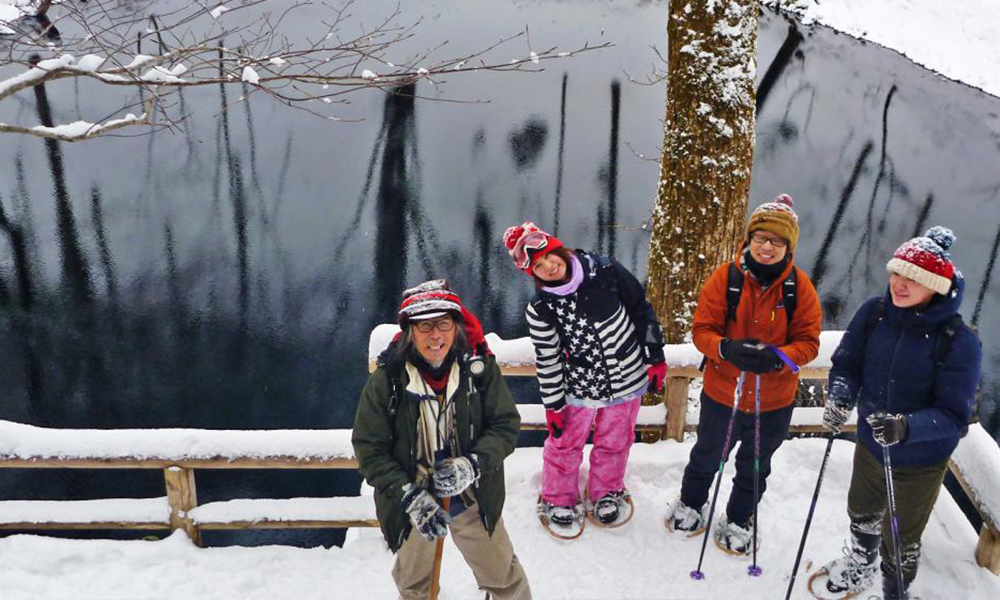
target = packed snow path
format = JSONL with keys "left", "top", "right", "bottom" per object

{"left": 1, "top": 439, "right": 997, "bottom": 599}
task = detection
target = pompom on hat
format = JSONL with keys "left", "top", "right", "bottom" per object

{"left": 397, "top": 279, "right": 488, "bottom": 351}
{"left": 746, "top": 193, "right": 800, "bottom": 251}
{"left": 503, "top": 221, "right": 564, "bottom": 274}
{"left": 886, "top": 226, "right": 956, "bottom": 295}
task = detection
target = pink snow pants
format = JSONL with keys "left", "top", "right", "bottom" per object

{"left": 541, "top": 399, "right": 641, "bottom": 506}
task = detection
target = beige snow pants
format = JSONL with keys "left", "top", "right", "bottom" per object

{"left": 392, "top": 502, "right": 531, "bottom": 600}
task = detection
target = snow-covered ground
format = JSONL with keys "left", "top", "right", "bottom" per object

{"left": 2, "top": 438, "right": 997, "bottom": 599}
{"left": 769, "top": 0, "right": 1000, "bottom": 98}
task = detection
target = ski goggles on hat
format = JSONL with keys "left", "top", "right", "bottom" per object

{"left": 511, "top": 230, "right": 550, "bottom": 270}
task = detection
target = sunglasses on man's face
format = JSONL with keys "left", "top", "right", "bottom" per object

{"left": 413, "top": 318, "right": 455, "bottom": 333}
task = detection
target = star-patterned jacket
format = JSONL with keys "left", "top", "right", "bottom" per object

{"left": 526, "top": 250, "right": 665, "bottom": 410}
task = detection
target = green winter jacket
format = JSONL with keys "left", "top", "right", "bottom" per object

{"left": 351, "top": 353, "right": 521, "bottom": 552}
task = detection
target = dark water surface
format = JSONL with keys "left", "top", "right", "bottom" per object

{"left": 1, "top": 1, "right": 998, "bottom": 546}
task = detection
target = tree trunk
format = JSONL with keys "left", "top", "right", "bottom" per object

{"left": 647, "top": 0, "right": 759, "bottom": 342}
{"left": 644, "top": 1, "right": 759, "bottom": 438}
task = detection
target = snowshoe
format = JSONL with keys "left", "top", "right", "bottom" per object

{"left": 713, "top": 514, "right": 758, "bottom": 556}
{"left": 588, "top": 490, "right": 635, "bottom": 528}
{"left": 664, "top": 498, "right": 708, "bottom": 538}
{"left": 806, "top": 559, "right": 877, "bottom": 600}
{"left": 537, "top": 496, "right": 585, "bottom": 540}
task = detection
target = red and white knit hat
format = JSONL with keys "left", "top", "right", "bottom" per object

{"left": 397, "top": 279, "right": 489, "bottom": 351}
{"left": 398, "top": 280, "right": 463, "bottom": 323}
{"left": 885, "top": 226, "right": 956, "bottom": 295}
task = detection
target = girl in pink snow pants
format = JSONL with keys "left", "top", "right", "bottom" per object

{"left": 502, "top": 222, "right": 668, "bottom": 527}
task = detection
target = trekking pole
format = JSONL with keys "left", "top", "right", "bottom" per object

{"left": 429, "top": 496, "right": 452, "bottom": 600}
{"left": 784, "top": 436, "right": 836, "bottom": 600}
{"left": 882, "top": 446, "right": 907, "bottom": 599}
{"left": 748, "top": 374, "right": 762, "bottom": 577}
{"left": 691, "top": 371, "right": 746, "bottom": 581}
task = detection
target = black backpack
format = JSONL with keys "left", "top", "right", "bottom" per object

{"left": 860, "top": 298, "right": 981, "bottom": 435}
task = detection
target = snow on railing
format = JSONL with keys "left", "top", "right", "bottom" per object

{"left": 1, "top": 326, "right": 996, "bottom": 573}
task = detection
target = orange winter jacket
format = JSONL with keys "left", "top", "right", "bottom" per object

{"left": 693, "top": 247, "right": 822, "bottom": 413}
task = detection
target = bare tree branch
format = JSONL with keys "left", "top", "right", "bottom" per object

{"left": 0, "top": 0, "right": 610, "bottom": 141}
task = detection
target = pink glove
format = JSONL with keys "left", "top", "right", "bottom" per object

{"left": 647, "top": 362, "right": 668, "bottom": 394}
{"left": 545, "top": 408, "right": 565, "bottom": 439}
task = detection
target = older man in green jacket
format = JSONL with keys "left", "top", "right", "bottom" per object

{"left": 352, "top": 280, "right": 530, "bottom": 600}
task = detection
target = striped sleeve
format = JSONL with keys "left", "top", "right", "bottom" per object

{"left": 526, "top": 302, "right": 566, "bottom": 410}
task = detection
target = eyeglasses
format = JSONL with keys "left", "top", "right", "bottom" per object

{"left": 511, "top": 230, "right": 549, "bottom": 269}
{"left": 750, "top": 232, "right": 788, "bottom": 248}
{"left": 413, "top": 318, "right": 455, "bottom": 333}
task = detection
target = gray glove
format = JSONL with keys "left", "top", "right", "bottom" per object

{"left": 432, "top": 455, "right": 480, "bottom": 497}
{"left": 401, "top": 483, "right": 452, "bottom": 541}
{"left": 822, "top": 399, "right": 852, "bottom": 434}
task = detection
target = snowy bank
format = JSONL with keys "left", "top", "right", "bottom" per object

{"left": 769, "top": 0, "right": 1000, "bottom": 98}
{"left": 369, "top": 324, "right": 845, "bottom": 372}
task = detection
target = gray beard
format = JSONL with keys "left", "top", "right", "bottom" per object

{"left": 426, "top": 358, "right": 445, "bottom": 369}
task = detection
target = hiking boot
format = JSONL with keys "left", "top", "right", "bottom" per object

{"left": 544, "top": 502, "right": 579, "bottom": 527}
{"left": 823, "top": 532, "right": 880, "bottom": 596}
{"left": 714, "top": 514, "right": 757, "bottom": 555}
{"left": 594, "top": 490, "right": 627, "bottom": 524}
{"left": 880, "top": 564, "right": 910, "bottom": 600}
{"left": 665, "top": 498, "right": 707, "bottom": 533}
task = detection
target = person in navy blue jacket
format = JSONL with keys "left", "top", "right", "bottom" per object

{"left": 819, "top": 226, "right": 981, "bottom": 599}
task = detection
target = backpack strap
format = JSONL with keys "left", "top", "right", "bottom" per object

{"left": 377, "top": 349, "right": 406, "bottom": 418}
{"left": 725, "top": 261, "right": 744, "bottom": 325}
{"left": 933, "top": 314, "right": 965, "bottom": 366}
{"left": 781, "top": 267, "right": 798, "bottom": 327}
{"left": 861, "top": 298, "right": 886, "bottom": 347}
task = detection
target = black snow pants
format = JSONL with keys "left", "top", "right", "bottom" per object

{"left": 679, "top": 391, "right": 794, "bottom": 526}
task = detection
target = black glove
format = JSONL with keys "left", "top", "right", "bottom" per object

{"left": 718, "top": 338, "right": 764, "bottom": 374}
{"left": 401, "top": 483, "right": 452, "bottom": 541}
{"left": 432, "top": 455, "right": 480, "bottom": 497}
{"left": 867, "top": 412, "right": 909, "bottom": 446}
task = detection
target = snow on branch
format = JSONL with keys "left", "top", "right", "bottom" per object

{"left": 0, "top": 0, "right": 609, "bottom": 141}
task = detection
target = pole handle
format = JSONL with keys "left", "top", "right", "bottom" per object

{"left": 429, "top": 496, "right": 452, "bottom": 600}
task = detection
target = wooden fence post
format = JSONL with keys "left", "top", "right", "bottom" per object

{"left": 976, "top": 522, "right": 1000, "bottom": 575}
{"left": 663, "top": 377, "right": 691, "bottom": 442}
{"left": 164, "top": 466, "right": 201, "bottom": 546}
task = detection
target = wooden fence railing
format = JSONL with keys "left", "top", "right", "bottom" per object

{"left": 0, "top": 333, "right": 997, "bottom": 574}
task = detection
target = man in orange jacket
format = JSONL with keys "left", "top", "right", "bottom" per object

{"left": 665, "top": 194, "right": 822, "bottom": 555}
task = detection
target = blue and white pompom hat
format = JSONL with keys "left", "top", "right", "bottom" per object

{"left": 885, "top": 226, "right": 956, "bottom": 295}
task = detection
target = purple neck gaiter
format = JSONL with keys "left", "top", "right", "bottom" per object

{"left": 542, "top": 254, "right": 584, "bottom": 296}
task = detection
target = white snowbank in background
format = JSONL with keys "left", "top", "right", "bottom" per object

{"left": 0, "top": 420, "right": 354, "bottom": 462}
{"left": 1, "top": 440, "right": 997, "bottom": 599}
{"left": 769, "top": 0, "right": 1000, "bottom": 98}
{"left": 369, "top": 325, "right": 845, "bottom": 371}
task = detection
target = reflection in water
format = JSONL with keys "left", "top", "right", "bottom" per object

{"left": 374, "top": 84, "right": 420, "bottom": 323}
{"left": 757, "top": 22, "right": 803, "bottom": 113}
{"left": 32, "top": 56, "right": 93, "bottom": 307}
{"left": 811, "top": 141, "right": 874, "bottom": 294}
{"left": 508, "top": 117, "right": 549, "bottom": 171}
{"left": 597, "top": 80, "right": 621, "bottom": 258}
{"left": 553, "top": 73, "right": 568, "bottom": 235}
{"left": 89, "top": 186, "right": 119, "bottom": 308}
{"left": 972, "top": 216, "right": 1000, "bottom": 327}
